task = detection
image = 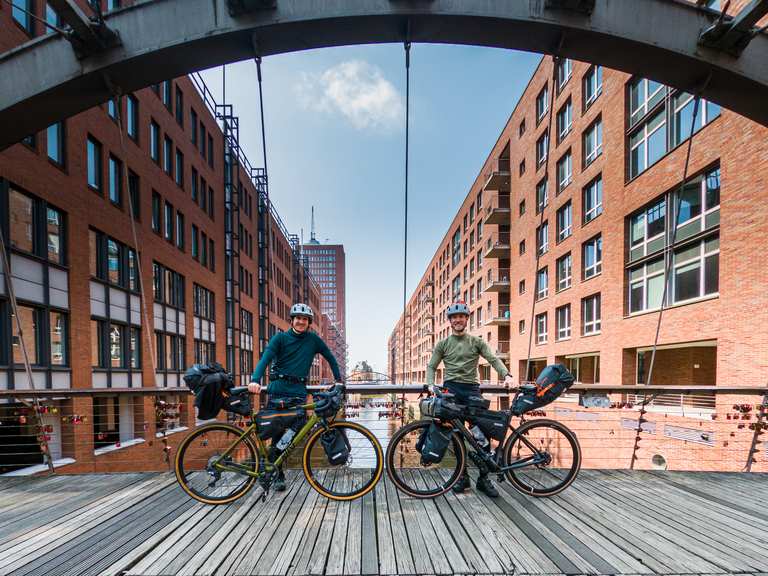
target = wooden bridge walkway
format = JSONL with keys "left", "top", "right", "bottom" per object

{"left": 0, "top": 469, "right": 766, "bottom": 576}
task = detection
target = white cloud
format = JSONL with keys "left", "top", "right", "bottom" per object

{"left": 295, "top": 60, "right": 404, "bottom": 131}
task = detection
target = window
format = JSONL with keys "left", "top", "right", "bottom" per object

{"left": 519, "top": 319, "right": 525, "bottom": 334}
{"left": 47, "top": 122, "right": 65, "bottom": 166}
{"left": 208, "top": 188, "right": 214, "bottom": 219}
{"left": 175, "top": 149, "right": 184, "bottom": 188}
{"left": 536, "top": 85, "right": 549, "bottom": 123}
{"left": 191, "top": 225, "right": 199, "bottom": 259}
{"left": 583, "top": 235, "right": 602, "bottom": 279}
{"left": 670, "top": 91, "right": 721, "bottom": 148}
{"left": 164, "top": 203, "right": 173, "bottom": 242}
{"left": 556, "top": 305, "right": 571, "bottom": 340}
{"left": 536, "top": 179, "right": 548, "bottom": 213}
{"left": 536, "top": 267, "right": 548, "bottom": 300}
{"left": 162, "top": 81, "right": 172, "bottom": 110}
{"left": 176, "top": 212, "right": 184, "bottom": 250}
{"left": 150, "top": 120, "right": 160, "bottom": 162}
{"left": 583, "top": 175, "right": 603, "bottom": 224}
{"left": 536, "top": 313, "right": 547, "bottom": 344}
{"left": 191, "top": 167, "right": 199, "bottom": 203}
{"left": 556, "top": 99, "right": 572, "bottom": 143}
{"left": 536, "top": 132, "right": 549, "bottom": 166}
{"left": 12, "top": 306, "right": 41, "bottom": 365}
{"left": 519, "top": 279, "right": 525, "bottom": 295}
{"left": 200, "top": 123, "right": 207, "bottom": 157}
{"left": 108, "top": 155, "right": 122, "bottom": 206}
{"left": 126, "top": 96, "right": 138, "bottom": 140}
{"left": 89, "top": 229, "right": 138, "bottom": 291}
{"left": 163, "top": 137, "right": 173, "bottom": 176}
{"left": 87, "top": 136, "right": 103, "bottom": 191}
{"left": 556, "top": 58, "right": 572, "bottom": 91}
{"left": 13, "top": 0, "right": 34, "bottom": 35}
{"left": 519, "top": 239, "right": 526, "bottom": 256}
{"left": 675, "top": 168, "right": 720, "bottom": 239}
{"left": 106, "top": 0, "right": 121, "bottom": 10}
{"left": 557, "top": 151, "right": 572, "bottom": 192}
{"left": 451, "top": 229, "right": 461, "bottom": 266}
{"left": 107, "top": 98, "right": 118, "bottom": 122}
{"left": 128, "top": 171, "right": 140, "bottom": 220}
{"left": 583, "top": 118, "right": 603, "bottom": 167}
{"left": 556, "top": 201, "right": 572, "bottom": 242}
{"left": 629, "top": 109, "right": 666, "bottom": 179}
{"left": 9, "top": 189, "right": 65, "bottom": 265}
{"left": 151, "top": 191, "right": 161, "bottom": 234}
{"left": 175, "top": 86, "right": 184, "bottom": 126}
{"left": 201, "top": 232, "right": 208, "bottom": 267}
{"left": 629, "top": 197, "right": 666, "bottom": 261}
{"left": 207, "top": 134, "right": 214, "bottom": 168}
{"left": 519, "top": 199, "right": 526, "bottom": 216}
{"left": 629, "top": 78, "right": 665, "bottom": 127}
{"left": 556, "top": 253, "right": 572, "bottom": 291}
{"left": 519, "top": 118, "right": 526, "bottom": 137}
{"left": 200, "top": 177, "right": 207, "bottom": 211}
{"left": 628, "top": 257, "right": 665, "bottom": 313}
{"left": 153, "top": 262, "right": 185, "bottom": 309}
{"left": 536, "top": 221, "right": 549, "bottom": 255}
{"left": 582, "top": 294, "right": 601, "bottom": 335}
{"left": 519, "top": 159, "right": 526, "bottom": 176}
{"left": 583, "top": 65, "right": 602, "bottom": 109}
{"left": 672, "top": 236, "right": 719, "bottom": 304}
{"left": 191, "top": 109, "right": 198, "bottom": 145}
{"left": 45, "top": 2, "right": 60, "bottom": 34}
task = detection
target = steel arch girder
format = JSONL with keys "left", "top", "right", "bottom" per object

{"left": 1, "top": 0, "right": 768, "bottom": 149}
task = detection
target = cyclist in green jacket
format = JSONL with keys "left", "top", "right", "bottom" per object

{"left": 248, "top": 303, "right": 343, "bottom": 490}
{"left": 426, "top": 301, "right": 513, "bottom": 497}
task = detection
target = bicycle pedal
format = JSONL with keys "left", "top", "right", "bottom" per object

{"left": 497, "top": 473, "right": 506, "bottom": 483}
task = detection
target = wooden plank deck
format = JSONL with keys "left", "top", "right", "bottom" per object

{"left": 0, "top": 470, "right": 766, "bottom": 576}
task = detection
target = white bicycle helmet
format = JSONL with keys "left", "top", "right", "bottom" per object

{"left": 290, "top": 303, "right": 314, "bottom": 322}
{"left": 446, "top": 301, "right": 470, "bottom": 317}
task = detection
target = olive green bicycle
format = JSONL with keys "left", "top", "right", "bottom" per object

{"left": 175, "top": 384, "right": 384, "bottom": 503}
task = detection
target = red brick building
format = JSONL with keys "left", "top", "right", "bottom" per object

{"left": 0, "top": 0, "right": 331, "bottom": 473}
{"left": 389, "top": 54, "right": 768, "bottom": 471}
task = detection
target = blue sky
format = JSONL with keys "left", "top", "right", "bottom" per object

{"left": 200, "top": 44, "right": 540, "bottom": 374}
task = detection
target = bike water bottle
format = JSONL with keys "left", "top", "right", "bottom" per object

{"left": 470, "top": 425, "right": 489, "bottom": 448}
{"left": 276, "top": 428, "right": 296, "bottom": 451}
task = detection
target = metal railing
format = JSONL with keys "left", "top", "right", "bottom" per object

{"left": 1, "top": 384, "right": 765, "bottom": 475}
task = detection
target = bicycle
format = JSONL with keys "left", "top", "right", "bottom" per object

{"left": 385, "top": 385, "right": 581, "bottom": 498}
{"left": 175, "top": 384, "right": 384, "bottom": 504}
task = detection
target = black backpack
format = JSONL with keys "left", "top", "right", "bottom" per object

{"left": 184, "top": 363, "right": 233, "bottom": 420}
{"left": 512, "top": 363, "right": 576, "bottom": 416}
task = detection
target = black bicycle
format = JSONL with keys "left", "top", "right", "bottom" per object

{"left": 385, "top": 385, "right": 581, "bottom": 498}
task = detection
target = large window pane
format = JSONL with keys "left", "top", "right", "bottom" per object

{"left": 130, "top": 328, "right": 140, "bottom": 369}
{"left": 47, "top": 122, "right": 64, "bottom": 165}
{"left": 677, "top": 181, "right": 702, "bottom": 225}
{"left": 109, "top": 156, "right": 122, "bottom": 205}
{"left": 12, "top": 306, "right": 38, "bottom": 364}
{"left": 705, "top": 253, "right": 719, "bottom": 295}
{"left": 674, "top": 260, "right": 700, "bottom": 302}
{"left": 109, "top": 323, "right": 124, "bottom": 368}
{"left": 87, "top": 137, "right": 102, "bottom": 190}
{"left": 10, "top": 190, "right": 34, "bottom": 254}
{"left": 46, "top": 207, "right": 62, "bottom": 263}
{"left": 107, "top": 239, "right": 120, "bottom": 284}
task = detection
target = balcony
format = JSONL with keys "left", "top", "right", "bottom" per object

{"left": 495, "top": 340, "right": 510, "bottom": 359}
{"left": 483, "top": 193, "right": 511, "bottom": 225}
{"left": 483, "top": 158, "right": 511, "bottom": 192}
{"left": 484, "top": 269, "right": 511, "bottom": 293}
{"left": 484, "top": 233, "right": 511, "bottom": 259}
{"left": 485, "top": 305, "right": 511, "bottom": 326}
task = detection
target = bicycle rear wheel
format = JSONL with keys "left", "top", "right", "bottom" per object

{"left": 501, "top": 418, "right": 581, "bottom": 497}
{"left": 175, "top": 423, "right": 258, "bottom": 505}
{"left": 385, "top": 420, "right": 466, "bottom": 498}
{"left": 302, "top": 421, "right": 384, "bottom": 501}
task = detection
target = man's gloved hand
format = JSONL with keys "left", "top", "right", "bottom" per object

{"left": 247, "top": 381, "right": 261, "bottom": 394}
{"left": 503, "top": 374, "right": 515, "bottom": 386}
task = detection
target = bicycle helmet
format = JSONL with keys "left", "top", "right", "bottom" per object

{"left": 290, "top": 303, "right": 314, "bottom": 323}
{"left": 446, "top": 301, "right": 470, "bottom": 317}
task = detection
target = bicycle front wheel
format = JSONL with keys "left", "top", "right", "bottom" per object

{"left": 302, "top": 421, "right": 384, "bottom": 501}
{"left": 175, "top": 423, "right": 258, "bottom": 505}
{"left": 385, "top": 420, "right": 466, "bottom": 499}
{"left": 502, "top": 418, "right": 581, "bottom": 497}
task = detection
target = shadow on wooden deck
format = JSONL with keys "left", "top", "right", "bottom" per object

{"left": 0, "top": 469, "right": 766, "bottom": 576}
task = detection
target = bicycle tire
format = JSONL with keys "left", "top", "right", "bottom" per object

{"left": 302, "top": 421, "right": 384, "bottom": 501}
{"left": 385, "top": 419, "right": 466, "bottom": 499}
{"left": 175, "top": 422, "right": 258, "bottom": 505}
{"left": 501, "top": 418, "right": 581, "bottom": 497}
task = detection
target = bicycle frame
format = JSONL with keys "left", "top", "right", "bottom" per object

{"left": 210, "top": 400, "right": 332, "bottom": 478}
{"left": 447, "top": 417, "right": 551, "bottom": 473}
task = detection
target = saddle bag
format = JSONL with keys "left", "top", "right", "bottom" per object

{"left": 512, "top": 363, "right": 576, "bottom": 416}
{"left": 469, "top": 408, "right": 511, "bottom": 441}
{"left": 321, "top": 428, "right": 352, "bottom": 466}
{"left": 418, "top": 422, "right": 453, "bottom": 465}
{"left": 256, "top": 409, "right": 304, "bottom": 440}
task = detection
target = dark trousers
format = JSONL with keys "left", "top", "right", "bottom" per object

{"left": 442, "top": 381, "right": 489, "bottom": 478}
{"left": 266, "top": 394, "right": 307, "bottom": 471}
